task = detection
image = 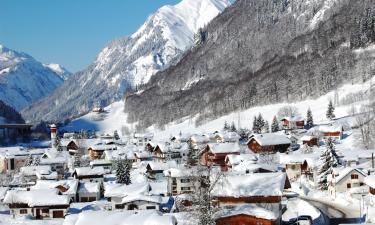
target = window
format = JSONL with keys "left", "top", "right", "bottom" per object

{"left": 146, "top": 206, "right": 156, "bottom": 209}
{"left": 181, "top": 179, "right": 190, "bottom": 183}
{"left": 347, "top": 183, "right": 351, "bottom": 188}
{"left": 351, "top": 174, "right": 359, "bottom": 179}
{"left": 42, "top": 209, "right": 49, "bottom": 213}
{"left": 20, "top": 209, "right": 27, "bottom": 214}
{"left": 181, "top": 187, "right": 190, "bottom": 191}
{"left": 291, "top": 165, "right": 296, "bottom": 170}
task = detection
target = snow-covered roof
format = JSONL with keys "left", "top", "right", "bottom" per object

{"left": 212, "top": 172, "right": 286, "bottom": 197}
{"left": 20, "top": 165, "right": 52, "bottom": 176}
{"left": 206, "top": 142, "right": 241, "bottom": 154}
{"left": 88, "top": 144, "right": 117, "bottom": 151}
{"left": 318, "top": 123, "right": 343, "bottom": 133}
{"left": 232, "top": 162, "right": 277, "bottom": 174}
{"left": 104, "top": 182, "right": 150, "bottom": 198}
{"left": 301, "top": 135, "right": 318, "bottom": 141}
{"left": 332, "top": 167, "right": 367, "bottom": 184}
{"left": 214, "top": 204, "right": 277, "bottom": 220}
{"left": 32, "top": 179, "right": 79, "bottom": 195}
{"left": 225, "top": 154, "right": 258, "bottom": 166}
{"left": 190, "top": 134, "right": 210, "bottom": 143}
{"left": 146, "top": 161, "right": 178, "bottom": 171}
{"left": 364, "top": 174, "right": 375, "bottom": 188}
{"left": 121, "top": 194, "right": 168, "bottom": 204}
{"left": 281, "top": 116, "right": 304, "bottom": 122}
{"left": 66, "top": 210, "right": 177, "bottom": 225}
{"left": 134, "top": 133, "right": 154, "bottom": 139}
{"left": 247, "top": 133, "right": 291, "bottom": 146}
{"left": 78, "top": 181, "right": 101, "bottom": 194}
{"left": 279, "top": 153, "right": 320, "bottom": 166}
{"left": 149, "top": 181, "right": 167, "bottom": 196}
{"left": 163, "top": 167, "right": 193, "bottom": 177}
{"left": 90, "top": 160, "right": 112, "bottom": 166}
{"left": 74, "top": 167, "right": 105, "bottom": 177}
{"left": 4, "top": 189, "right": 69, "bottom": 206}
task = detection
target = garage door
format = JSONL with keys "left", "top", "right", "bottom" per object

{"left": 53, "top": 210, "right": 64, "bottom": 218}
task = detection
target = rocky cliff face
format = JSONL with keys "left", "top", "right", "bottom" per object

{"left": 22, "top": 0, "right": 230, "bottom": 123}
{"left": 125, "top": 0, "right": 375, "bottom": 129}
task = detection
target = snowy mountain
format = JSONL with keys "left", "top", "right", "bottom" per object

{"left": 0, "top": 45, "right": 64, "bottom": 111}
{"left": 124, "top": 0, "right": 375, "bottom": 129}
{"left": 44, "top": 63, "right": 72, "bottom": 80}
{"left": 22, "top": 0, "right": 231, "bottom": 123}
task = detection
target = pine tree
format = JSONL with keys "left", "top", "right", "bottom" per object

{"left": 257, "top": 113, "right": 265, "bottom": 133}
{"left": 230, "top": 122, "right": 237, "bottom": 132}
{"left": 306, "top": 107, "right": 314, "bottom": 128}
{"left": 263, "top": 121, "right": 270, "bottom": 133}
{"left": 123, "top": 158, "right": 132, "bottom": 185}
{"left": 326, "top": 100, "right": 336, "bottom": 120}
{"left": 187, "top": 142, "right": 197, "bottom": 166}
{"left": 73, "top": 151, "right": 81, "bottom": 168}
{"left": 271, "top": 116, "right": 280, "bottom": 133}
{"left": 223, "top": 121, "right": 229, "bottom": 131}
{"left": 318, "top": 137, "right": 340, "bottom": 190}
{"left": 32, "top": 157, "right": 40, "bottom": 166}
{"left": 26, "top": 155, "right": 34, "bottom": 166}
{"left": 116, "top": 157, "right": 131, "bottom": 185}
{"left": 252, "top": 116, "right": 259, "bottom": 134}
{"left": 113, "top": 130, "right": 120, "bottom": 140}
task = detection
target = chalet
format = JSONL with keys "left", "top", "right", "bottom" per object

{"left": 104, "top": 182, "right": 151, "bottom": 209}
{"left": 152, "top": 143, "right": 186, "bottom": 163}
{"left": 199, "top": 143, "right": 241, "bottom": 169}
{"left": 134, "top": 151, "right": 152, "bottom": 162}
{"left": 72, "top": 167, "right": 104, "bottom": 183}
{"left": 88, "top": 144, "right": 116, "bottom": 160}
{"left": 4, "top": 189, "right": 69, "bottom": 219}
{"left": 364, "top": 174, "right": 375, "bottom": 196}
{"left": 77, "top": 181, "right": 101, "bottom": 202}
{"left": 164, "top": 168, "right": 198, "bottom": 196}
{"left": 170, "top": 133, "right": 191, "bottom": 143}
{"left": 117, "top": 194, "right": 171, "bottom": 211}
{"left": 231, "top": 162, "right": 277, "bottom": 174}
{"left": 247, "top": 134, "right": 291, "bottom": 154}
{"left": 280, "top": 116, "right": 305, "bottom": 130}
{"left": 32, "top": 179, "right": 79, "bottom": 202}
{"left": 145, "top": 161, "right": 178, "bottom": 179}
{"left": 189, "top": 134, "right": 210, "bottom": 145}
{"left": 301, "top": 135, "right": 319, "bottom": 146}
{"left": 212, "top": 172, "right": 289, "bottom": 224}
{"left": 224, "top": 154, "right": 258, "bottom": 171}
{"left": 105, "top": 148, "right": 137, "bottom": 164}
{"left": 328, "top": 167, "right": 367, "bottom": 197}
{"left": 279, "top": 153, "right": 320, "bottom": 180}
{"left": 60, "top": 139, "right": 79, "bottom": 155}
{"left": 318, "top": 124, "right": 344, "bottom": 140}
{"left": 146, "top": 142, "right": 156, "bottom": 152}
{"left": 215, "top": 204, "right": 278, "bottom": 225}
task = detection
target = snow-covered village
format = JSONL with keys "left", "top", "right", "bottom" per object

{"left": 1, "top": 0, "right": 375, "bottom": 225}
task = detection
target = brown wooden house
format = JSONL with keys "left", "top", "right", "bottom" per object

{"left": 247, "top": 134, "right": 291, "bottom": 154}
{"left": 301, "top": 135, "right": 319, "bottom": 146}
{"left": 215, "top": 205, "right": 277, "bottom": 225}
{"left": 199, "top": 143, "right": 240, "bottom": 169}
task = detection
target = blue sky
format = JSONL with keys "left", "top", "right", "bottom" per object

{"left": 0, "top": 0, "right": 180, "bottom": 72}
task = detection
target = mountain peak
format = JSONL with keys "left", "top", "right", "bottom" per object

{"left": 44, "top": 63, "right": 72, "bottom": 80}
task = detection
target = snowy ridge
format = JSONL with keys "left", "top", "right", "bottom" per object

{"left": 44, "top": 63, "right": 72, "bottom": 80}
{"left": 0, "top": 45, "right": 64, "bottom": 111}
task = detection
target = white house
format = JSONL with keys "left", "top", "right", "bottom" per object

{"left": 328, "top": 167, "right": 367, "bottom": 197}
{"left": 164, "top": 168, "right": 198, "bottom": 196}
{"left": 4, "top": 189, "right": 69, "bottom": 219}
{"left": 118, "top": 194, "right": 170, "bottom": 211}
